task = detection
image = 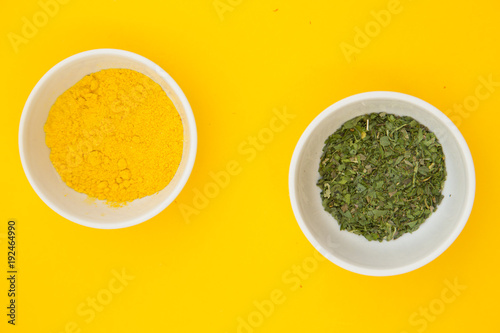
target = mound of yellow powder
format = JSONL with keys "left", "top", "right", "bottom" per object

{"left": 44, "top": 68, "right": 183, "bottom": 204}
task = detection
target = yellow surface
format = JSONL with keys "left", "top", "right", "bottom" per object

{"left": 0, "top": 0, "right": 498, "bottom": 332}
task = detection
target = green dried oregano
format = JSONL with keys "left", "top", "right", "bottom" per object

{"left": 317, "top": 113, "right": 446, "bottom": 241}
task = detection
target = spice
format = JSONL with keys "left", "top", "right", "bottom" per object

{"left": 44, "top": 68, "right": 183, "bottom": 204}
{"left": 317, "top": 113, "right": 446, "bottom": 241}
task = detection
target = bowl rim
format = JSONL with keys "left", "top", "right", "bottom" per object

{"left": 19, "top": 48, "right": 197, "bottom": 229}
{"left": 288, "top": 91, "right": 476, "bottom": 276}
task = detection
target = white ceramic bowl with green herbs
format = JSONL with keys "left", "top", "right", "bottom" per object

{"left": 289, "top": 91, "right": 475, "bottom": 276}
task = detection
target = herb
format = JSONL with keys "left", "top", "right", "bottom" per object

{"left": 317, "top": 113, "right": 446, "bottom": 241}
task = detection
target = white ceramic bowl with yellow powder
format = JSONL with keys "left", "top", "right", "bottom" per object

{"left": 19, "top": 49, "right": 197, "bottom": 229}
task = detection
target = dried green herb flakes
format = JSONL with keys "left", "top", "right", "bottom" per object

{"left": 317, "top": 113, "right": 446, "bottom": 241}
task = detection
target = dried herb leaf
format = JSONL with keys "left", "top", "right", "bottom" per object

{"left": 317, "top": 113, "right": 447, "bottom": 241}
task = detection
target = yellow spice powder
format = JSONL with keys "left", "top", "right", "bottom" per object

{"left": 44, "top": 68, "right": 183, "bottom": 204}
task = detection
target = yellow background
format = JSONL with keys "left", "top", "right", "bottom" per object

{"left": 1, "top": 0, "right": 498, "bottom": 332}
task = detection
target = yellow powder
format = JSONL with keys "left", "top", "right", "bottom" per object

{"left": 44, "top": 68, "right": 183, "bottom": 204}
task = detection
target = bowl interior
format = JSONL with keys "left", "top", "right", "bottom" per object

{"left": 20, "top": 51, "right": 195, "bottom": 228}
{"left": 291, "top": 94, "right": 474, "bottom": 275}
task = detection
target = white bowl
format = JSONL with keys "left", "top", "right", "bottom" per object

{"left": 19, "top": 49, "right": 197, "bottom": 229}
{"left": 289, "top": 92, "right": 475, "bottom": 276}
